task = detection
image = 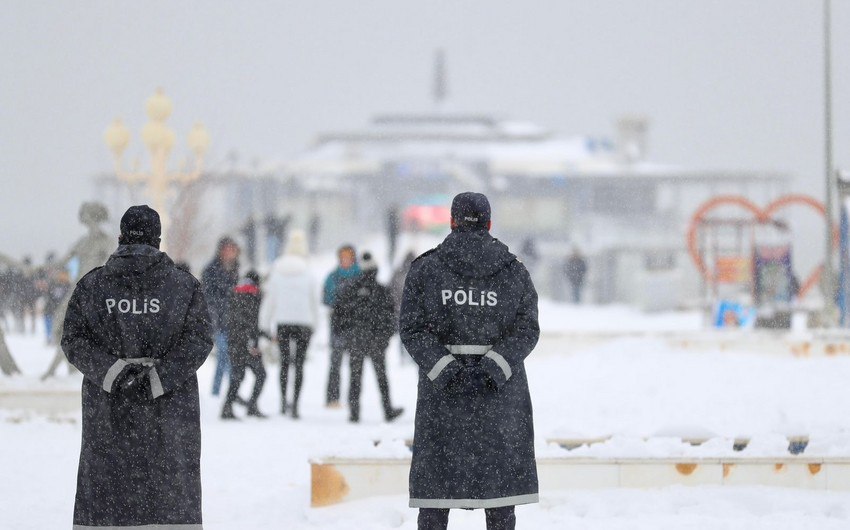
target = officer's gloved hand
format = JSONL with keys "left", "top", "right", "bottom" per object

{"left": 445, "top": 365, "right": 494, "bottom": 397}
{"left": 116, "top": 364, "right": 153, "bottom": 403}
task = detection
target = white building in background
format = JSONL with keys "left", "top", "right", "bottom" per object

{"left": 95, "top": 112, "right": 788, "bottom": 309}
{"left": 275, "top": 113, "right": 788, "bottom": 309}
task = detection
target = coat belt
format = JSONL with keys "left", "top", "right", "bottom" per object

{"left": 445, "top": 345, "right": 491, "bottom": 356}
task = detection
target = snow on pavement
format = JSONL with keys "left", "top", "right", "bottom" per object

{"left": 2, "top": 305, "right": 850, "bottom": 529}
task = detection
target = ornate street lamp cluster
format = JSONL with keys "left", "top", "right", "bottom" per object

{"left": 104, "top": 88, "right": 210, "bottom": 250}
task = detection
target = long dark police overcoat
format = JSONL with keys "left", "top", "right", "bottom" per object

{"left": 62, "top": 244, "right": 213, "bottom": 529}
{"left": 400, "top": 228, "right": 540, "bottom": 509}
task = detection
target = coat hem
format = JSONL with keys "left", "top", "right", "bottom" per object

{"left": 409, "top": 493, "right": 538, "bottom": 509}
{"left": 72, "top": 524, "right": 204, "bottom": 530}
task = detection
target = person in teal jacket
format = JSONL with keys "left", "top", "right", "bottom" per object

{"left": 322, "top": 244, "right": 360, "bottom": 406}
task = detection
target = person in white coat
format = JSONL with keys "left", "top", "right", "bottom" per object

{"left": 259, "top": 230, "right": 317, "bottom": 418}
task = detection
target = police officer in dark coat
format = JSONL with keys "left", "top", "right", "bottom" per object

{"left": 62, "top": 205, "right": 213, "bottom": 530}
{"left": 400, "top": 192, "right": 540, "bottom": 530}
{"left": 333, "top": 252, "right": 404, "bottom": 423}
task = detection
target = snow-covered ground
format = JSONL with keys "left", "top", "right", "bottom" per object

{"left": 3, "top": 304, "right": 850, "bottom": 529}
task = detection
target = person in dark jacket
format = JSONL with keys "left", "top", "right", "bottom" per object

{"left": 333, "top": 252, "right": 404, "bottom": 423}
{"left": 564, "top": 248, "right": 587, "bottom": 304}
{"left": 221, "top": 270, "right": 267, "bottom": 420}
{"left": 400, "top": 192, "right": 540, "bottom": 530}
{"left": 62, "top": 205, "right": 213, "bottom": 530}
{"left": 43, "top": 269, "right": 71, "bottom": 343}
{"left": 202, "top": 236, "right": 240, "bottom": 396}
{"left": 322, "top": 244, "right": 361, "bottom": 407}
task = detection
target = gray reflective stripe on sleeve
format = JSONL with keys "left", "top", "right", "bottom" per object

{"left": 446, "top": 344, "right": 491, "bottom": 356}
{"left": 73, "top": 524, "right": 204, "bottom": 530}
{"left": 409, "top": 493, "right": 538, "bottom": 509}
{"left": 485, "top": 350, "right": 512, "bottom": 380}
{"left": 149, "top": 366, "right": 165, "bottom": 398}
{"left": 102, "top": 359, "right": 128, "bottom": 392}
{"left": 427, "top": 355, "right": 456, "bottom": 381}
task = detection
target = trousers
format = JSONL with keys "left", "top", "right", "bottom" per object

{"left": 417, "top": 507, "right": 515, "bottom": 530}
{"left": 211, "top": 331, "right": 231, "bottom": 396}
{"left": 348, "top": 344, "right": 392, "bottom": 421}
{"left": 326, "top": 327, "right": 346, "bottom": 403}
{"left": 277, "top": 324, "right": 312, "bottom": 412}
{"left": 224, "top": 350, "right": 266, "bottom": 410}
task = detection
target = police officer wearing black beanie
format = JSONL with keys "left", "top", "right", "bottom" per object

{"left": 401, "top": 192, "right": 540, "bottom": 530}
{"left": 62, "top": 205, "right": 213, "bottom": 529}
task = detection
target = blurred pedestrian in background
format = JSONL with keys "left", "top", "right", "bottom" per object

{"left": 391, "top": 250, "right": 417, "bottom": 362}
{"left": 260, "top": 230, "right": 317, "bottom": 418}
{"left": 333, "top": 252, "right": 403, "bottom": 423}
{"left": 322, "top": 244, "right": 360, "bottom": 408}
{"left": 43, "top": 270, "right": 70, "bottom": 343}
{"left": 13, "top": 256, "right": 37, "bottom": 334}
{"left": 202, "top": 236, "right": 240, "bottom": 396}
{"left": 221, "top": 270, "right": 267, "bottom": 420}
{"left": 387, "top": 205, "right": 400, "bottom": 261}
{"left": 564, "top": 248, "right": 588, "bottom": 304}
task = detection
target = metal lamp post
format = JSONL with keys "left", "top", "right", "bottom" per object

{"left": 104, "top": 88, "right": 210, "bottom": 251}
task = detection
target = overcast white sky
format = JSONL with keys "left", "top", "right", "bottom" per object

{"left": 1, "top": 0, "right": 848, "bottom": 259}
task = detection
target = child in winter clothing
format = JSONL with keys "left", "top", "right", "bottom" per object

{"left": 221, "top": 270, "right": 267, "bottom": 419}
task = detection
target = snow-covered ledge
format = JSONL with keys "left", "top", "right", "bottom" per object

{"left": 310, "top": 456, "right": 850, "bottom": 507}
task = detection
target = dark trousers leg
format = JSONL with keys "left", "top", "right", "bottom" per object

{"left": 368, "top": 349, "right": 393, "bottom": 416}
{"left": 348, "top": 350, "right": 365, "bottom": 420}
{"left": 292, "top": 327, "right": 312, "bottom": 411}
{"left": 326, "top": 329, "right": 344, "bottom": 403}
{"left": 246, "top": 355, "right": 266, "bottom": 407}
{"left": 277, "top": 327, "right": 291, "bottom": 410}
{"left": 485, "top": 506, "right": 516, "bottom": 530}
{"left": 224, "top": 363, "right": 246, "bottom": 410}
{"left": 417, "top": 508, "right": 449, "bottom": 530}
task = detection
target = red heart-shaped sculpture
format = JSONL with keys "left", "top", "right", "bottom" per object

{"left": 687, "top": 194, "right": 836, "bottom": 297}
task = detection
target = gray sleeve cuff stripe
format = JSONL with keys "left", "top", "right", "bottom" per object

{"left": 102, "top": 359, "right": 128, "bottom": 392}
{"left": 485, "top": 350, "right": 512, "bottom": 380}
{"left": 149, "top": 366, "right": 165, "bottom": 399}
{"left": 427, "top": 355, "right": 456, "bottom": 381}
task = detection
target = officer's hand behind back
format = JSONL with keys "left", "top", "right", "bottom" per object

{"left": 445, "top": 365, "right": 494, "bottom": 397}
{"left": 116, "top": 365, "right": 153, "bottom": 402}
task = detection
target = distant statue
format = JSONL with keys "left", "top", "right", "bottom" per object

{"left": 0, "top": 253, "right": 23, "bottom": 375}
{"left": 0, "top": 253, "right": 22, "bottom": 375}
{"left": 42, "top": 202, "right": 113, "bottom": 379}
{"left": 0, "top": 326, "right": 19, "bottom": 375}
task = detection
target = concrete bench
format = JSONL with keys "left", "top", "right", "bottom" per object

{"left": 0, "top": 387, "right": 80, "bottom": 416}
{"left": 310, "top": 456, "right": 850, "bottom": 507}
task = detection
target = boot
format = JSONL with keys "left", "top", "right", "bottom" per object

{"left": 281, "top": 401, "right": 288, "bottom": 415}
{"left": 221, "top": 403, "right": 239, "bottom": 420}
{"left": 385, "top": 407, "right": 404, "bottom": 422}
{"left": 246, "top": 404, "right": 267, "bottom": 419}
